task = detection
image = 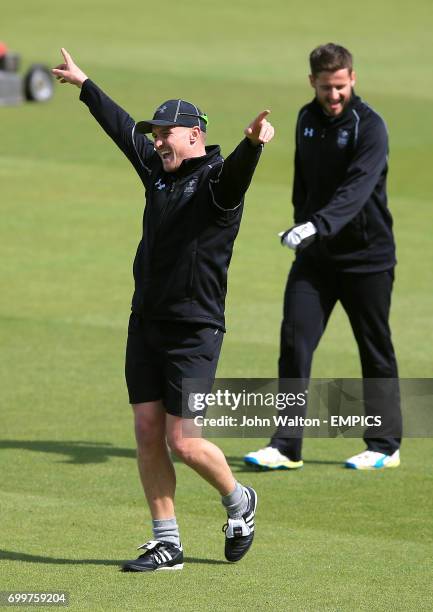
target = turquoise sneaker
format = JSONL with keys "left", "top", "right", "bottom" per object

{"left": 345, "top": 449, "right": 400, "bottom": 470}
{"left": 244, "top": 446, "right": 303, "bottom": 470}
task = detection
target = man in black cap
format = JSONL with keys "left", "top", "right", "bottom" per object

{"left": 53, "top": 48, "right": 274, "bottom": 571}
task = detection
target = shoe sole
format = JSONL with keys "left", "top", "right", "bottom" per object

{"left": 122, "top": 563, "right": 184, "bottom": 572}
{"left": 244, "top": 457, "right": 303, "bottom": 470}
{"left": 345, "top": 459, "right": 400, "bottom": 470}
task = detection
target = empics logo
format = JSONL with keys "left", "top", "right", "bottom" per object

{"left": 331, "top": 416, "right": 382, "bottom": 427}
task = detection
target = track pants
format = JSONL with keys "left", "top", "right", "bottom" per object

{"left": 270, "top": 255, "right": 402, "bottom": 460}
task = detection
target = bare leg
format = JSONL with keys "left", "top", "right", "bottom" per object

{"left": 166, "top": 414, "right": 236, "bottom": 496}
{"left": 133, "top": 402, "right": 176, "bottom": 519}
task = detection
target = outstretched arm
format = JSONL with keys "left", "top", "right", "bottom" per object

{"left": 52, "top": 48, "right": 155, "bottom": 183}
{"left": 210, "top": 110, "right": 274, "bottom": 211}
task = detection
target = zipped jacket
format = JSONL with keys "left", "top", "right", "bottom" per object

{"left": 293, "top": 94, "right": 396, "bottom": 271}
{"left": 80, "top": 80, "right": 262, "bottom": 329}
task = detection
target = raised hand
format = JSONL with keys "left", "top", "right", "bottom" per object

{"left": 52, "top": 48, "right": 88, "bottom": 88}
{"left": 244, "top": 110, "right": 274, "bottom": 145}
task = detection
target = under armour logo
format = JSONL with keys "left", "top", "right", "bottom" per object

{"left": 304, "top": 127, "right": 314, "bottom": 137}
{"left": 155, "top": 178, "right": 166, "bottom": 190}
{"left": 157, "top": 105, "right": 167, "bottom": 114}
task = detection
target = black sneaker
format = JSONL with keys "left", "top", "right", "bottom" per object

{"left": 222, "top": 486, "right": 257, "bottom": 562}
{"left": 121, "top": 540, "right": 184, "bottom": 572}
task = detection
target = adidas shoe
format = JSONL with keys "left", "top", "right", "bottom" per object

{"left": 121, "top": 540, "right": 184, "bottom": 572}
{"left": 222, "top": 486, "right": 257, "bottom": 562}
{"left": 244, "top": 446, "right": 303, "bottom": 470}
{"left": 345, "top": 449, "right": 400, "bottom": 470}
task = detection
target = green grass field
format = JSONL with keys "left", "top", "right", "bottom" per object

{"left": 1, "top": 0, "right": 433, "bottom": 609}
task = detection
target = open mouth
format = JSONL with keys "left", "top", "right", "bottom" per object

{"left": 328, "top": 99, "right": 343, "bottom": 110}
{"left": 160, "top": 151, "right": 172, "bottom": 161}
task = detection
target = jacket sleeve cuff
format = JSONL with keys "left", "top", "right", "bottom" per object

{"left": 79, "top": 78, "right": 95, "bottom": 104}
{"left": 310, "top": 214, "right": 332, "bottom": 238}
{"left": 244, "top": 137, "right": 264, "bottom": 150}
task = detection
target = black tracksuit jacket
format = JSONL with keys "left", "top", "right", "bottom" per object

{"left": 293, "top": 94, "right": 396, "bottom": 272}
{"left": 80, "top": 80, "right": 262, "bottom": 330}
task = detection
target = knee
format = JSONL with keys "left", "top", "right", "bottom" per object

{"left": 280, "top": 320, "right": 295, "bottom": 356}
{"left": 359, "top": 343, "right": 398, "bottom": 378}
{"left": 279, "top": 319, "right": 314, "bottom": 361}
{"left": 166, "top": 434, "right": 195, "bottom": 464}
{"left": 134, "top": 407, "right": 164, "bottom": 450}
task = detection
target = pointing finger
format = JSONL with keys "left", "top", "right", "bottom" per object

{"left": 61, "top": 47, "right": 72, "bottom": 66}
{"left": 255, "top": 109, "right": 271, "bottom": 124}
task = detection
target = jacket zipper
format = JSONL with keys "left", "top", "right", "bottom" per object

{"left": 188, "top": 247, "right": 197, "bottom": 297}
{"left": 156, "top": 179, "right": 177, "bottom": 232}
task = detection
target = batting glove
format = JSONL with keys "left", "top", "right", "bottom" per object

{"left": 279, "top": 222, "right": 317, "bottom": 251}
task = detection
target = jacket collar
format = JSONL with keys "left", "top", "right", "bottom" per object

{"left": 172, "top": 145, "right": 222, "bottom": 178}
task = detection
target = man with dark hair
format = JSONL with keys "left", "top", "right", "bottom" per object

{"left": 245, "top": 43, "right": 402, "bottom": 471}
{"left": 53, "top": 48, "right": 274, "bottom": 571}
{"left": 309, "top": 42, "right": 353, "bottom": 76}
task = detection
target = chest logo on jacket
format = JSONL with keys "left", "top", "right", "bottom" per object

{"left": 154, "top": 178, "right": 166, "bottom": 191}
{"left": 183, "top": 178, "right": 198, "bottom": 195}
{"left": 337, "top": 129, "right": 350, "bottom": 149}
{"left": 304, "top": 127, "right": 314, "bottom": 137}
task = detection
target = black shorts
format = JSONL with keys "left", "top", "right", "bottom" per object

{"left": 125, "top": 313, "right": 224, "bottom": 416}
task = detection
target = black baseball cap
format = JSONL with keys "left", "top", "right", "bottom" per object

{"left": 136, "top": 99, "right": 208, "bottom": 134}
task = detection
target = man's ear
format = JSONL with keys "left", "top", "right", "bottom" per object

{"left": 350, "top": 70, "right": 356, "bottom": 88}
{"left": 190, "top": 126, "right": 201, "bottom": 144}
{"left": 309, "top": 74, "right": 315, "bottom": 88}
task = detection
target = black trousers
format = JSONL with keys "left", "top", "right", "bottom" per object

{"left": 270, "top": 255, "right": 402, "bottom": 459}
